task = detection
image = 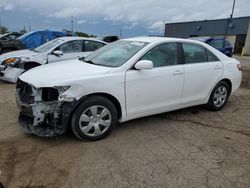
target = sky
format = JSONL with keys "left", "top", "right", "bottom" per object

{"left": 0, "top": 0, "right": 250, "bottom": 38}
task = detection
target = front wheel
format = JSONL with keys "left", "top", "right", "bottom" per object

{"left": 71, "top": 96, "right": 117, "bottom": 141}
{"left": 206, "top": 81, "right": 230, "bottom": 111}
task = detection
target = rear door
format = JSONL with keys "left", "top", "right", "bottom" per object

{"left": 181, "top": 42, "right": 223, "bottom": 104}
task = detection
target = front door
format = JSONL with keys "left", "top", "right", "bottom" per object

{"left": 125, "top": 42, "right": 184, "bottom": 116}
{"left": 48, "top": 40, "right": 84, "bottom": 63}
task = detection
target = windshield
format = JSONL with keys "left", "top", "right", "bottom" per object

{"left": 34, "top": 39, "right": 64, "bottom": 53}
{"left": 84, "top": 40, "right": 148, "bottom": 67}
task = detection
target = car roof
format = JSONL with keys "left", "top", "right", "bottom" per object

{"left": 58, "top": 36, "right": 108, "bottom": 44}
{"left": 123, "top": 36, "right": 205, "bottom": 44}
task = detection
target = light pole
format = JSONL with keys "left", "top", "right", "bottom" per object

{"left": 230, "top": 0, "right": 236, "bottom": 20}
{"left": 223, "top": 0, "right": 236, "bottom": 47}
{"left": 71, "top": 16, "right": 74, "bottom": 32}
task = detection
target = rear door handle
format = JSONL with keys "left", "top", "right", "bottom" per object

{"left": 173, "top": 70, "right": 183, "bottom": 75}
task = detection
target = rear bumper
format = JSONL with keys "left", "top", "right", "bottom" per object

{"left": 0, "top": 66, "right": 24, "bottom": 83}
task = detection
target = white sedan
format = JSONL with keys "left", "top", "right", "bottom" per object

{"left": 16, "top": 37, "right": 242, "bottom": 140}
{"left": 0, "top": 37, "right": 107, "bottom": 83}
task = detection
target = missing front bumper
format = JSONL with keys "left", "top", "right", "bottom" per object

{"left": 16, "top": 93, "right": 67, "bottom": 137}
{"left": 19, "top": 113, "right": 64, "bottom": 137}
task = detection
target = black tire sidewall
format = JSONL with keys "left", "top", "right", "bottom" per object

{"left": 71, "top": 96, "right": 117, "bottom": 141}
{"left": 207, "top": 81, "right": 229, "bottom": 111}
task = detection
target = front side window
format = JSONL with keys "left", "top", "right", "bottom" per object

{"left": 140, "top": 42, "right": 178, "bottom": 67}
{"left": 84, "top": 41, "right": 105, "bottom": 51}
{"left": 58, "top": 40, "right": 83, "bottom": 53}
{"left": 182, "top": 43, "right": 207, "bottom": 64}
{"left": 84, "top": 40, "right": 148, "bottom": 67}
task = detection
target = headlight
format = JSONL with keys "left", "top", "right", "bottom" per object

{"left": 4, "top": 58, "right": 17, "bottom": 64}
{"left": 3, "top": 57, "right": 23, "bottom": 68}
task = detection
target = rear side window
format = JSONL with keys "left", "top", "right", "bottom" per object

{"left": 182, "top": 43, "right": 207, "bottom": 64}
{"left": 140, "top": 42, "right": 178, "bottom": 67}
{"left": 207, "top": 39, "right": 224, "bottom": 48}
{"left": 225, "top": 40, "right": 231, "bottom": 48}
{"left": 206, "top": 49, "right": 219, "bottom": 62}
{"left": 84, "top": 41, "right": 105, "bottom": 52}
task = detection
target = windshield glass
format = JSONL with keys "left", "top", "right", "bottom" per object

{"left": 34, "top": 39, "right": 64, "bottom": 53}
{"left": 84, "top": 40, "right": 148, "bottom": 67}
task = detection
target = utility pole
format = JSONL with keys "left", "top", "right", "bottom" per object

{"left": 0, "top": 16, "right": 2, "bottom": 34}
{"left": 71, "top": 16, "right": 74, "bottom": 32}
{"left": 119, "top": 28, "right": 122, "bottom": 39}
{"left": 230, "top": 0, "right": 236, "bottom": 19}
{"left": 223, "top": 0, "right": 236, "bottom": 47}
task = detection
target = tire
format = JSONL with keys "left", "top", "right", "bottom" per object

{"left": 206, "top": 81, "right": 230, "bottom": 111}
{"left": 71, "top": 96, "right": 117, "bottom": 141}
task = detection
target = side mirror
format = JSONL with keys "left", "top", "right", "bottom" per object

{"left": 52, "top": 50, "right": 63, "bottom": 56}
{"left": 135, "top": 60, "right": 153, "bottom": 70}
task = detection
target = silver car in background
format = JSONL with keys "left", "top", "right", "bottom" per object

{"left": 0, "top": 37, "right": 107, "bottom": 83}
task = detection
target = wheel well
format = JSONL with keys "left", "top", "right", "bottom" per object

{"left": 24, "top": 62, "right": 41, "bottom": 70}
{"left": 68, "top": 93, "right": 122, "bottom": 121}
{"left": 220, "top": 79, "right": 232, "bottom": 95}
{"left": 86, "top": 93, "right": 122, "bottom": 119}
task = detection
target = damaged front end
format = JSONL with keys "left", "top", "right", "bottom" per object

{"left": 16, "top": 79, "right": 75, "bottom": 137}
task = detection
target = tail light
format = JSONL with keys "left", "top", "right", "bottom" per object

{"left": 237, "top": 64, "right": 242, "bottom": 71}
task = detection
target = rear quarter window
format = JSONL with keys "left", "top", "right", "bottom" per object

{"left": 206, "top": 49, "right": 219, "bottom": 62}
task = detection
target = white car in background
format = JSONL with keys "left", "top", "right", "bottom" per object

{"left": 0, "top": 37, "right": 107, "bottom": 83}
{"left": 16, "top": 37, "right": 242, "bottom": 141}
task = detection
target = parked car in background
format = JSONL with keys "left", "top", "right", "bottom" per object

{"left": 0, "top": 30, "right": 76, "bottom": 54}
{"left": 0, "top": 32, "right": 22, "bottom": 41}
{"left": 16, "top": 37, "right": 242, "bottom": 141}
{"left": 96, "top": 35, "right": 119, "bottom": 43}
{"left": 190, "top": 37, "right": 233, "bottom": 57}
{"left": 0, "top": 37, "right": 107, "bottom": 83}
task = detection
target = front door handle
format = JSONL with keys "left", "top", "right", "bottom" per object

{"left": 173, "top": 70, "right": 183, "bottom": 75}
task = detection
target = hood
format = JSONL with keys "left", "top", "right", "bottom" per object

{"left": 19, "top": 59, "right": 112, "bottom": 88}
{"left": 0, "top": 49, "right": 36, "bottom": 64}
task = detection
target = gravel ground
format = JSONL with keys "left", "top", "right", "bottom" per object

{"left": 0, "top": 60, "right": 250, "bottom": 187}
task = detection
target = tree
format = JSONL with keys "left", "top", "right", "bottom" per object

{"left": 0, "top": 26, "right": 9, "bottom": 34}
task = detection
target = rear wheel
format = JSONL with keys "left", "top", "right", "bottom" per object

{"left": 71, "top": 96, "right": 117, "bottom": 141}
{"left": 206, "top": 81, "right": 229, "bottom": 111}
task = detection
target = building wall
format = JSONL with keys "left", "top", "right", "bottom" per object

{"left": 165, "top": 17, "right": 250, "bottom": 55}
{"left": 165, "top": 17, "right": 250, "bottom": 38}
{"left": 243, "top": 21, "right": 250, "bottom": 56}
